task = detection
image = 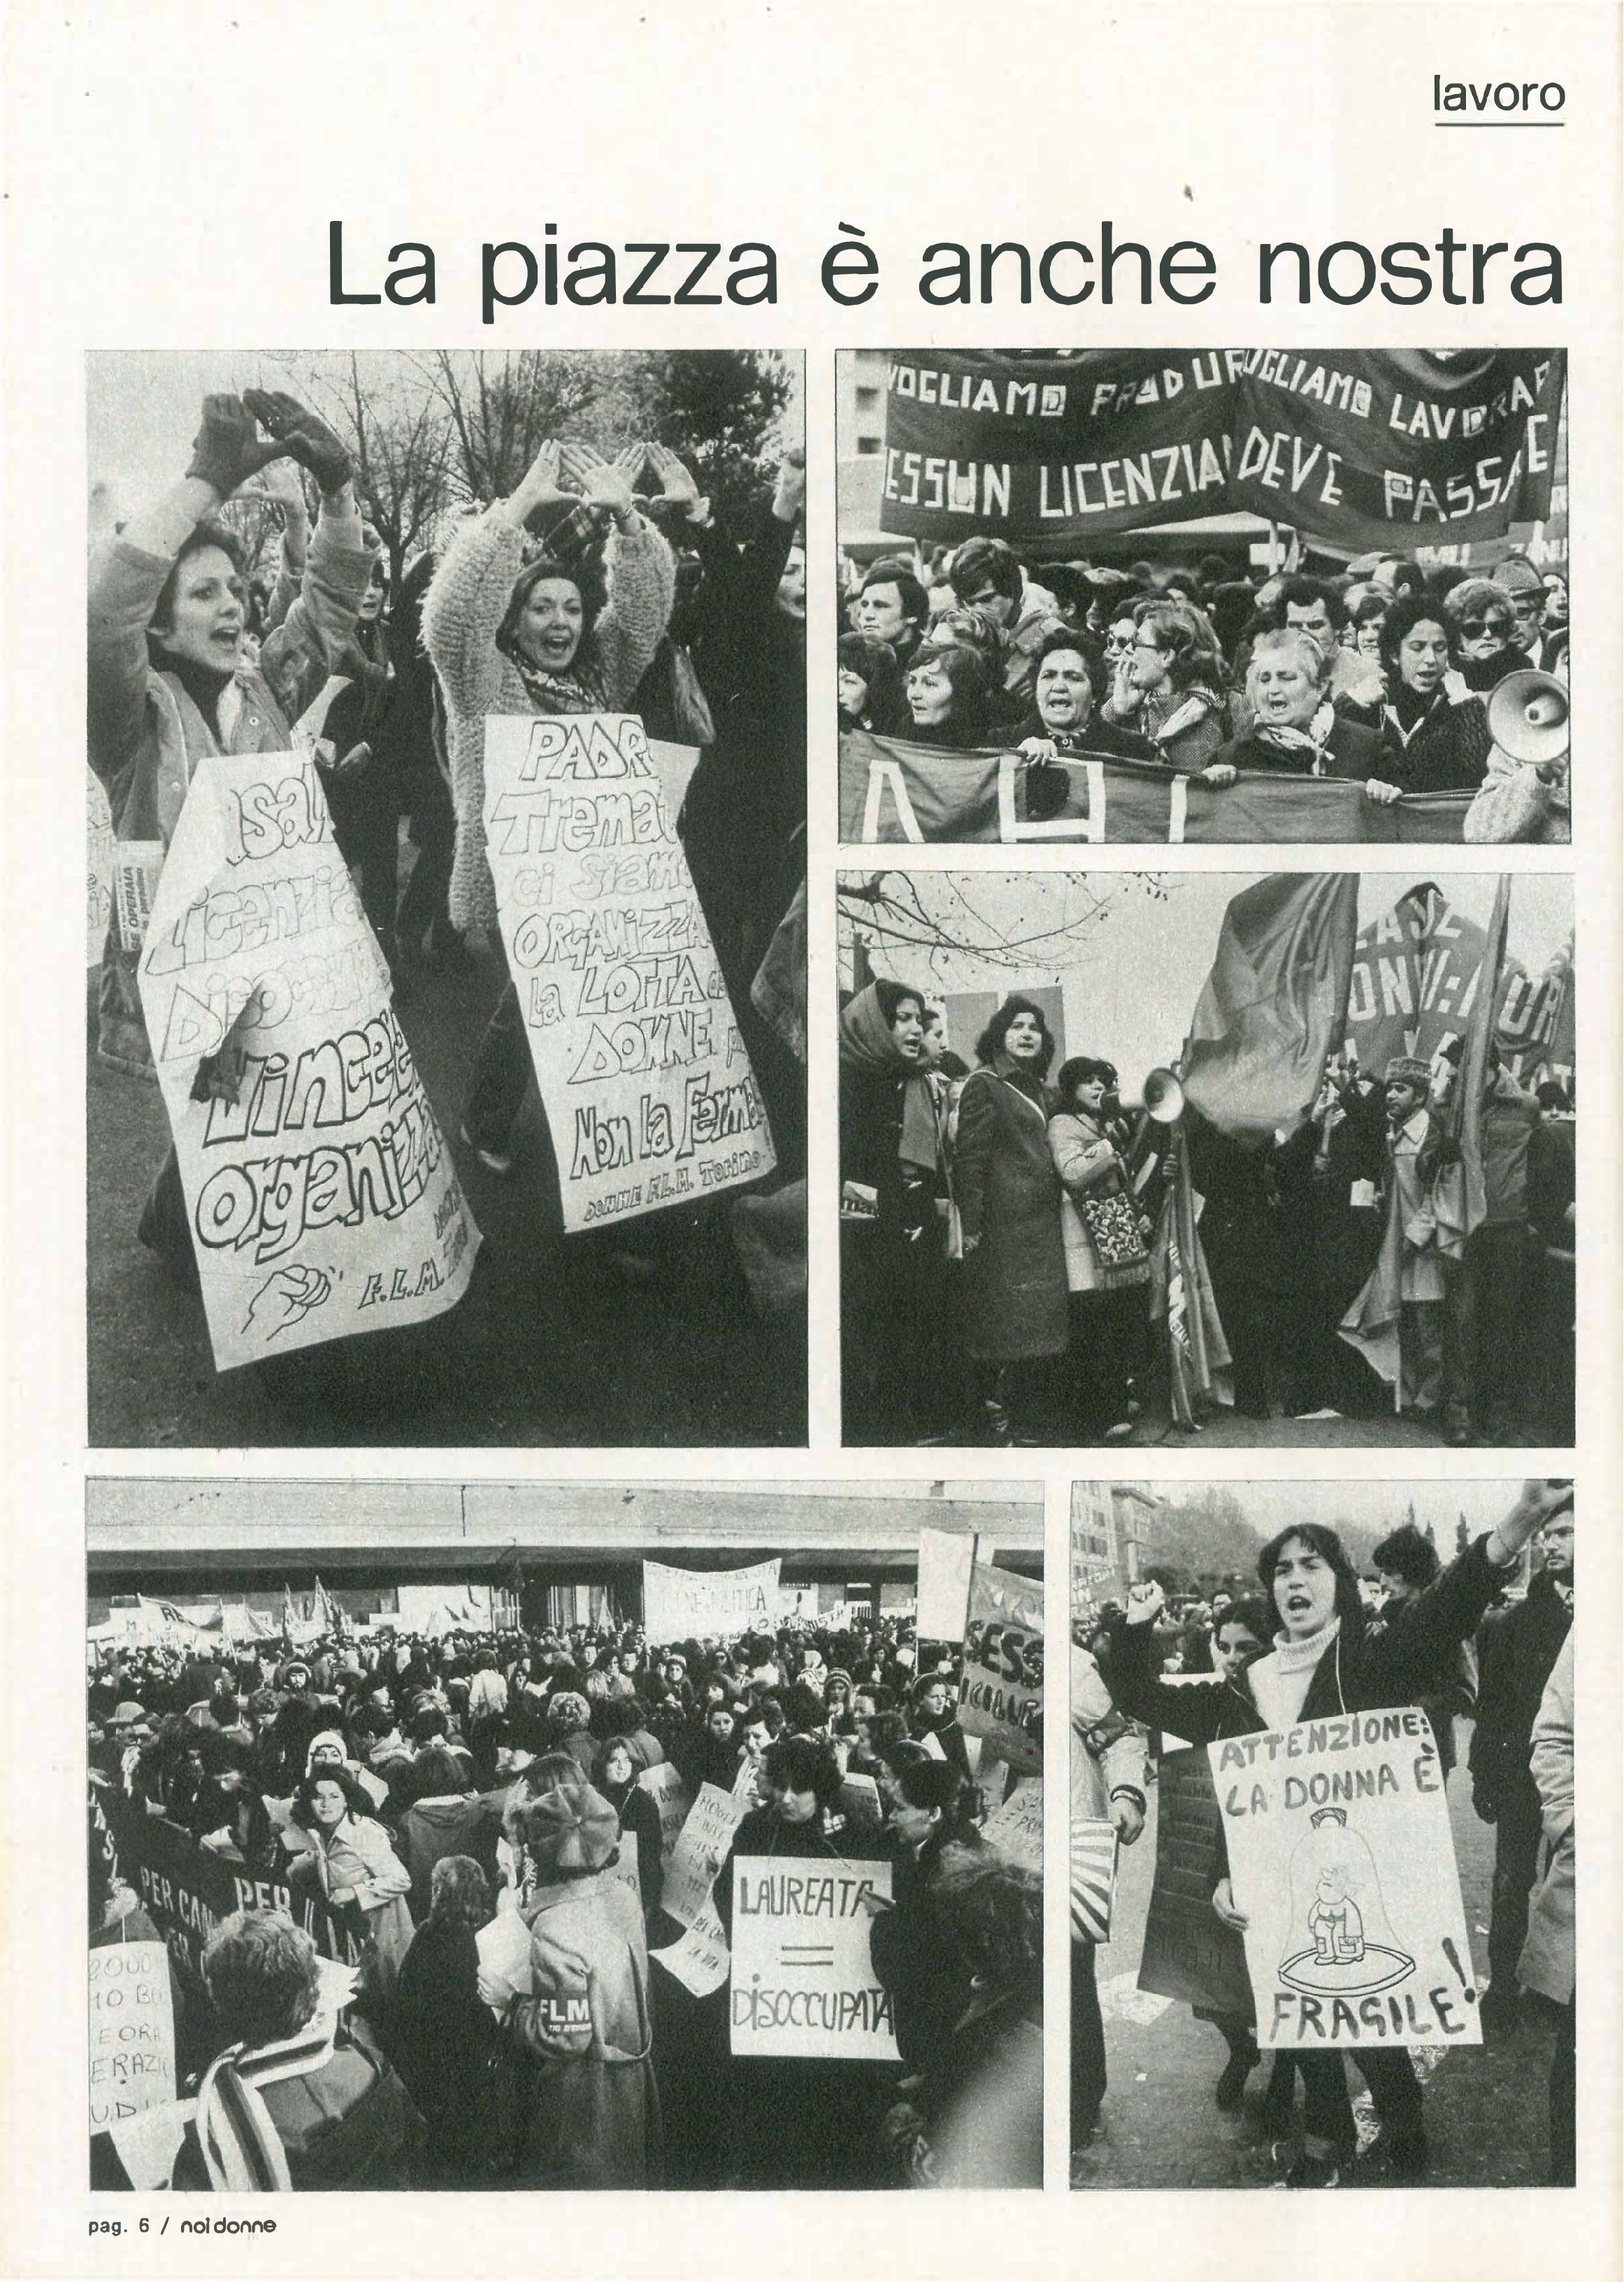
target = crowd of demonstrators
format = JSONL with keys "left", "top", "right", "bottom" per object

{"left": 838, "top": 538, "right": 1571, "bottom": 838}
{"left": 88, "top": 1602, "right": 1041, "bottom": 2191}
{"left": 840, "top": 976, "right": 1576, "bottom": 1448}
{"left": 89, "top": 390, "right": 807, "bottom": 1352}
{"left": 1080, "top": 1480, "right": 1575, "bottom": 2190}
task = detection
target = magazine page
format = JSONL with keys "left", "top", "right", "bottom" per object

{"left": 1, "top": 3, "right": 1618, "bottom": 2278}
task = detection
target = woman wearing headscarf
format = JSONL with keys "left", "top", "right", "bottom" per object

{"left": 953, "top": 996, "right": 1069, "bottom": 1444}
{"left": 482, "top": 1770, "right": 661, "bottom": 2188}
{"left": 839, "top": 978, "right": 951, "bottom": 1443}
{"left": 1098, "top": 596, "right": 1236, "bottom": 770}
{"left": 1101, "top": 1480, "right": 1572, "bottom": 2188}
{"left": 384, "top": 1855, "right": 501, "bottom": 2183}
{"left": 423, "top": 438, "right": 677, "bottom": 1178}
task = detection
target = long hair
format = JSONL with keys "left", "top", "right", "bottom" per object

{"left": 290, "top": 1765, "right": 374, "bottom": 1833}
{"left": 974, "top": 993, "right": 1056, "bottom": 1079}
{"left": 496, "top": 553, "right": 608, "bottom": 677}
{"left": 1132, "top": 595, "right": 1228, "bottom": 696}
{"left": 1255, "top": 1523, "right": 1367, "bottom": 1640}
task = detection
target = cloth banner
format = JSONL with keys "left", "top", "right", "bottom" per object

{"left": 1346, "top": 885, "right": 1571, "bottom": 1087}
{"left": 1181, "top": 874, "right": 1360, "bottom": 1144}
{"left": 1148, "top": 1131, "right": 1235, "bottom": 1426}
{"left": 1135, "top": 1747, "right": 1256, "bottom": 2016}
{"left": 1208, "top": 1708, "right": 1483, "bottom": 2049}
{"left": 839, "top": 731, "right": 1472, "bottom": 846}
{"left": 877, "top": 349, "right": 1562, "bottom": 551}
{"left": 728, "top": 1856, "right": 901, "bottom": 2060}
{"left": 136, "top": 750, "right": 479, "bottom": 1370}
{"left": 983, "top": 1779, "right": 1044, "bottom": 1876}
{"left": 89, "top": 1940, "right": 177, "bottom": 2134}
{"left": 481, "top": 713, "right": 776, "bottom": 1230}
{"left": 642, "top": 1558, "right": 782, "bottom": 1644}
{"left": 958, "top": 1561, "right": 1044, "bottom": 1775}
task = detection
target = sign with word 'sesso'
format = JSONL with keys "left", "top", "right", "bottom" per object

{"left": 728, "top": 1856, "right": 900, "bottom": 2060}
{"left": 1210, "top": 1708, "right": 1482, "bottom": 2049}
{"left": 482, "top": 714, "right": 775, "bottom": 1231}
{"left": 138, "top": 752, "right": 478, "bottom": 1370}
{"left": 958, "top": 1560, "right": 1044, "bottom": 1774}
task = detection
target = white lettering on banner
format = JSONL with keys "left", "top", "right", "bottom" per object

{"left": 729, "top": 1857, "right": 901, "bottom": 2060}
{"left": 89, "top": 1942, "right": 177, "bottom": 2132}
{"left": 1210, "top": 1709, "right": 1483, "bottom": 2049}
{"left": 138, "top": 752, "right": 479, "bottom": 1370}
{"left": 482, "top": 715, "right": 775, "bottom": 1232}
{"left": 643, "top": 1558, "right": 782, "bottom": 1644}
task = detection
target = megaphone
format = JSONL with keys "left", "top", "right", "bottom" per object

{"left": 1486, "top": 669, "right": 1569, "bottom": 768}
{"left": 1113, "top": 1067, "right": 1186, "bottom": 1124}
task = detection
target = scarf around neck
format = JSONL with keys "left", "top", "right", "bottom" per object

{"left": 840, "top": 984, "right": 941, "bottom": 1169}
{"left": 498, "top": 642, "right": 608, "bottom": 717}
{"left": 1253, "top": 701, "right": 1337, "bottom": 771}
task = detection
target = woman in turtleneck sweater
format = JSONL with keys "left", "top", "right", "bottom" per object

{"left": 1102, "top": 1480, "right": 1574, "bottom": 2190}
{"left": 1368, "top": 594, "right": 1494, "bottom": 794}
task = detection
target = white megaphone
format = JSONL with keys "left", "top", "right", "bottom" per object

{"left": 1486, "top": 668, "right": 1569, "bottom": 769}
{"left": 1112, "top": 1067, "right": 1186, "bottom": 1124}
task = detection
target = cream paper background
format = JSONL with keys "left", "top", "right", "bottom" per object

{"left": 3, "top": 0, "right": 1618, "bottom": 2274}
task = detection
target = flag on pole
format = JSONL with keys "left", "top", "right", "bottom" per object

{"left": 1149, "top": 1128, "right": 1234, "bottom": 1426}
{"left": 1180, "top": 873, "right": 1360, "bottom": 1143}
{"left": 280, "top": 1585, "right": 297, "bottom": 1646}
{"left": 1446, "top": 875, "right": 1511, "bottom": 1237}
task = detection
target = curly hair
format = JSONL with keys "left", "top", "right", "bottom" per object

{"left": 203, "top": 1909, "right": 321, "bottom": 2048}
{"left": 1132, "top": 594, "right": 1228, "bottom": 696}
{"left": 496, "top": 553, "right": 610, "bottom": 675}
{"left": 935, "top": 1857, "right": 1043, "bottom": 2001}
{"left": 974, "top": 993, "right": 1056, "bottom": 1079}
{"left": 761, "top": 1733, "right": 843, "bottom": 1809}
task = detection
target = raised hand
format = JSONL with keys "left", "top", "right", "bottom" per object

{"left": 773, "top": 443, "right": 807, "bottom": 524}
{"left": 563, "top": 440, "right": 636, "bottom": 521}
{"left": 510, "top": 438, "right": 571, "bottom": 516}
{"left": 1489, "top": 1479, "right": 1574, "bottom": 1563}
{"left": 241, "top": 389, "right": 354, "bottom": 496}
{"left": 646, "top": 441, "right": 704, "bottom": 513}
{"left": 185, "top": 393, "right": 292, "bottom": 496}
{"left": 1123, "top": 1578, "right": 1166, "bottom": 1628}
{"left": 257, "top": 457, "right": 312, "bottom": 519}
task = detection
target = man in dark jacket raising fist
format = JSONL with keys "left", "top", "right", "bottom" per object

{"left": 1469, "top": 1504, "right": 1574, "bottom": 2033}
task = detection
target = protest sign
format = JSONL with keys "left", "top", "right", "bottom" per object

{"left": 88, "top": 1941, "right": 176, "bottom": 2133}
{"left": 984, "top": 1779, "right": 1044, "bottom": 1876}
{"left": 481, "top": 712, "right": 776, "bottom": 1232}
{"left": 876, "top": 348, "right": 1562, "bottom": 552}
{"left": 1136, "top": 1749, "right": 1255, "bottom": 2016}
{"left": 839, "top": 732, "right": 1472, "bottom": 847}
{"left": 1209, "top": 1707, "right": 1483, "bottom": 2049}
{"left": 958, "top": 1560, "right": 1044, "bottom": 1775}
{"left": 663, "top": 1781, "right": 747, "bottom": 1931}
{"left": 916, "top": 1526, "right": 977, "bottom": 1641}
{"left": 639, "top": 1762, "right": 694, "bottom": 1869}
{"left": 136, "top": 750, "right": 478, "bottom": 1370}
{"left": 643, "top": 1558, "right": 782, "bottom": 1644}
{"left": 729, "top": 1856, "right": 900, "bottom": 2060}
{"left": 651, "top": 1909, "right": 731, "bottom": 2000}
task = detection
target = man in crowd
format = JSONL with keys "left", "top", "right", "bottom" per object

{"left": 851, "top": 557, "right": 930, "bottom": 672}
{"left": 946, "top": 536, "right": 1068, "bottom": 703}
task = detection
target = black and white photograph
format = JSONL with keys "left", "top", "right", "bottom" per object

{"left": 87, "top": 1477, "right": 1043, "bottom": 2193}
{"left": 838, "top": 869, "right": 1574, "bottom": 1448}
{"left": 836, "top": 348, "right": 1570, "bottom": 847}
{"left": 86, "top": 350, "right": 807, "bottom": 1447}
{"left": 1068, "top": 1476, "right": 1575, "bottom": 2190}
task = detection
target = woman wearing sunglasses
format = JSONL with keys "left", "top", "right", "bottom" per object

{"left": 1442, "top": 575, "right": 1535, "bottom": 694}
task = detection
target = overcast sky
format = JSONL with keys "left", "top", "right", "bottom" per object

{"left": 840, "top": 871, "right": 1572, "bottom": 1078}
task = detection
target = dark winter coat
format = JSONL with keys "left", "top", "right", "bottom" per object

{"left": 1469, "top": 1570, "right": 1572, "bottom": 1822}
{"left": 954, "top": 1068, "right": 1069, "bottom": 1362}
{"left": 1209, "top": 715, "right": 1388, "bottom": 781}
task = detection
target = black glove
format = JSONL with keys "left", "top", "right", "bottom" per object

{"left": 185, "top": 393, "right": 286, "bottom": 495}
{"left": 242, "top": 389, "right": 353, "bottom": 497}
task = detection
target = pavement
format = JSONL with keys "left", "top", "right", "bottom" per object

{"left": 87, "top": 954, "right": 806, "bottom": 1449}
{"left": 1072, "top": 1717, "right": 1560, "bottom": 2190}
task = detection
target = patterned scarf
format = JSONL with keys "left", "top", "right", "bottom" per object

{"left": 1252, "top": 699, "right": 1338, "bottom": 773}
{"left": 498, "top": 644, "right": 608, "bottom": 717}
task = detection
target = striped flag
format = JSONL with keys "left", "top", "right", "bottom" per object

{"left": 1071, "top": 1816, "right": 1119, "bottom": 1944}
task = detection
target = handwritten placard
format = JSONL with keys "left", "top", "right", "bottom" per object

{"left": 482, "top": 713, "right": 775, "bottom": 1231}
{"left": 89, "top": 1941, "right": 175, "bottom": 2132}
{"left": 728, "top": 1856, "right": 900, "bottom": 2060}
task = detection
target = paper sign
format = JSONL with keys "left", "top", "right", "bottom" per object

{"left": 1136, "top": 1748, "right": 1254, "bottom": 2016}
{"left": 1209, "top": 1707, "right": 1482, "bottom": 2049}
{"left": 481, "top": 712, "right": 776, "bottom": 1231}
{"left": 728, "top": 1856, "right": 900, "bottom": 2060}
{"left": 643, "top": 1558, "right": 782, "bottom": 1644}
{"left": 106, "top": 2098, "right": 194, "bottom": 2192}
{"left": 89, "top": 1941, "right": 176, "bottom": 2131}
{"left": 652, "top": 1908, "right": 731, "bottom": 1999}
{"left": 663, "top": 1782, "right": 747, "bottom": 1930}
{"left": 136, "top": 749, "right": 479, "bottom": 1370}
{"left": 983, "top": 1779, "right": 1044, "bottom": 1876}
{"left": 638, "top": 1762, "right": 694, "bottom": 1868}
{"left": 958, "top": 1561, "right": 1044, "bottom": 1775}
{"left": 915, "top": 1527, "right": 977, "bottom": 1642}
{"left": 477, "top": 1909, "right": 535, "bottom": 2009}
{"left": 114, "top": 841, "right": 165, "bottom": 956}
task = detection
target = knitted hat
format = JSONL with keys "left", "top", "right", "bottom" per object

{"left": 1384, "top": 1056, "right": 1432, "bottom": 1089}
{"left": 513, "top": 1779, "right": 619, "bottom": 1875}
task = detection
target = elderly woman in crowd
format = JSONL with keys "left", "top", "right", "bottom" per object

{"left": 423, "top": 438, "right": 677, "bottom": 1177}
{"left": 87, "top": 389, "right": 374, "bottom": 1280}
{"left": 1099, "top": 596, "right": 1235, "bottom": 770}
{"left": 1015, "top": 631, "right": 1155, "bottom": 768}
{"left": 954, "top": 996, "right": 1069, "bottom": 1444}
{"left": 1202, "top": 629, "right": 1401, "bottom": 804}
{"left": 1442, "top": 575, "right": 1534, "bottom": 694}
{"left": 839, "top": 978, "right": 951, "bottom": 1442}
